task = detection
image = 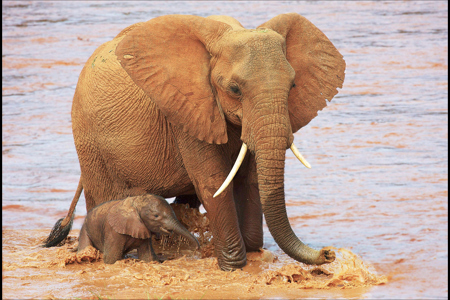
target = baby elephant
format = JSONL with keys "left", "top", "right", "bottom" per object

{"left": 78, "top": 194, "right": 200, "bottom": 264}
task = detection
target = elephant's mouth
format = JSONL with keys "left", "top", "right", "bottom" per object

{"left": 160, "top": 227, "right": 173, "bottom": 236}
{"left": 213, "top": 142, "right": 311, "bottom": 197}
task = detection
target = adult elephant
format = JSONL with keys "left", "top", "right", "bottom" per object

{"left": 44, "top": 13, "right": 345, "bottom": 271}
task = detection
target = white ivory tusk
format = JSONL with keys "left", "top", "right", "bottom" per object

{"left": 213, "top": 143, "right": 248, "bottom": 198}
{"left": 290, "top": 143, "right": 312, "bottom": 169}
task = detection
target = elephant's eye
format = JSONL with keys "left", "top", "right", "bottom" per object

{"left": 229, "top": 85, "right": 241, "bottom": 97}
{"left": 154, "top": 214, "right": 159, "bottom": 218}
{"left": 292, "top": 83, "right": 296, "bottom": 88}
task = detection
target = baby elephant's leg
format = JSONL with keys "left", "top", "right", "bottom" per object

{"left": 103, "top": 235, "right": 126, "bottom": 264}
{"left": 137, "top": 238, "right": 160, "bottom": 263}
{"left": 77, "top": 223, "right": 93, "bottom": 252}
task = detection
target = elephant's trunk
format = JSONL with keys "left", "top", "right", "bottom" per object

{"left": 169, "top": 219, "right": 200, "bottom": 250}
{"left": 253, "top": 101, "right": 335, "bottom": 265}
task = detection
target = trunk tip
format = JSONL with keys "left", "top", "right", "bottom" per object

{"left": 318, "top": 248, "right": 336, "bottom": 265}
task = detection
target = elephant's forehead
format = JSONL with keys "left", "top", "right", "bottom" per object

{"left": 223, "top": 29, "right": 284, "bottom": 51}
{"left": 219, "top": 30, "right": 286, "bottom": 63}
{"left": 140, "top": 197, "right": 168, "bottom": 212}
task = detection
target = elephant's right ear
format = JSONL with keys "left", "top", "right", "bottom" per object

{"left": 258, "top": 13, "right": 346, "bottom": 133}
{"left": 115, "top": 15, "right": 230, "bottom": 144}
{"left": 107, "top": 198, "right": 151, "bottom": 239}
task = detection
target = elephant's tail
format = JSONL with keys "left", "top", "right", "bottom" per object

{"left": 42, "top": 178, "right": 83, "bottom": 247}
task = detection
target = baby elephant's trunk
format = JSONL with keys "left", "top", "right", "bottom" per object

{"left": 171, "top": 219, "right": 200, "bottom": 250}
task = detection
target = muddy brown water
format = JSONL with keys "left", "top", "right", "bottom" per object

{"left": 2, "top": 1, "right": 447, "bottom": 299}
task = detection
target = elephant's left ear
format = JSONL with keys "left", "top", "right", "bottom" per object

{"left": 115, "top": 15, "right": 229, "bottom": 144}
{"left": 258, "top": 13, "right": 346, "bottom": 133}
{"left": 107, "top": 197, "right": 151, "bottom": 239}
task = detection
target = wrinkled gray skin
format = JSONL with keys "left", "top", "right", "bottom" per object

{"left": 78, "top": 194, "right": 199, "bottom": 264}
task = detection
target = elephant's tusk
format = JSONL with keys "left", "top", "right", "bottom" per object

{"left": 213, "top": 143, "right": 248, "bottom": 198}
{"left": 290, "top": 143, "right": 312, "bottom": 169}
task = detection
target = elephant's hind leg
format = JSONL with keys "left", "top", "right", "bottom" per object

{"left": 234, "top": 154, "right": 264, "bottom": 252}
{"left": 234, "top": 184, "right": 263, "bottom": 252}
{"left": 77, "top": 222, "right": 93, "bottom": 252}
{"left": 72, "top": 100, "right": 128, "bottom": 210}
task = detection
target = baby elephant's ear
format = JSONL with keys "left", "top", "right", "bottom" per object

{"left": 107, "top": 197, "right": 151, "bottom": 239}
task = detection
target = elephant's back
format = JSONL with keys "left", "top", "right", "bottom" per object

{"left": 71, "top": 34, "right": 167, "bottom": 164}
{"left": 72, "top": 34, "right": 149, "bottom": 124}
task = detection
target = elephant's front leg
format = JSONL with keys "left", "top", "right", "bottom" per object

{"left": 234, "top": 153, "right": 263, "bottom": 252}
{"left": 103, "top": 240, "right": 125, "bottom": 264}
{"left": 204, "top": 186, "right": 247, "bottom": 270}
{"left": 137, "top": 237, "right": 160, "bottom": 262}
{"left": 173, "top": 129, "right": 247, "bottom": 271}
{"left": 102, "top": 229, "right": 127, "bottom": 264}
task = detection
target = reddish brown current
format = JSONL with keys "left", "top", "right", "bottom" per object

{"left": 2, "top": 1, "right": 447, "bottom": 299}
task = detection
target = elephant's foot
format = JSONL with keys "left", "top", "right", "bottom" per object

{"left": 242, "top": 233, "right": 264, "bottom": 253}
{"left": 103, "top": 253, "right": 122, "bottom": 264}
{"left": 217, "top": 256, "right": 247, "bottom": 271}
{"left": 216, "top": 245, "right": 247, "bottom": 271}
{"left": 103, "top": 245, "right": 125, "bottom": 264}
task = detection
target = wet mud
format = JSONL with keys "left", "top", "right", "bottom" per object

{"left": 2, "top": 205, "right": 386, "bottom": 299}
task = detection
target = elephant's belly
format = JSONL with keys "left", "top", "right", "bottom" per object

{"left": 112, "top": 150, "right": 195, "bottom": 198}
{"left": 100, "top": 131, "right": 196, "bottom": 198}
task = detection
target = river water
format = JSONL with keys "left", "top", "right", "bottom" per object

{"left": 2, "top": 1, "right": 447, "bottom": 299}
